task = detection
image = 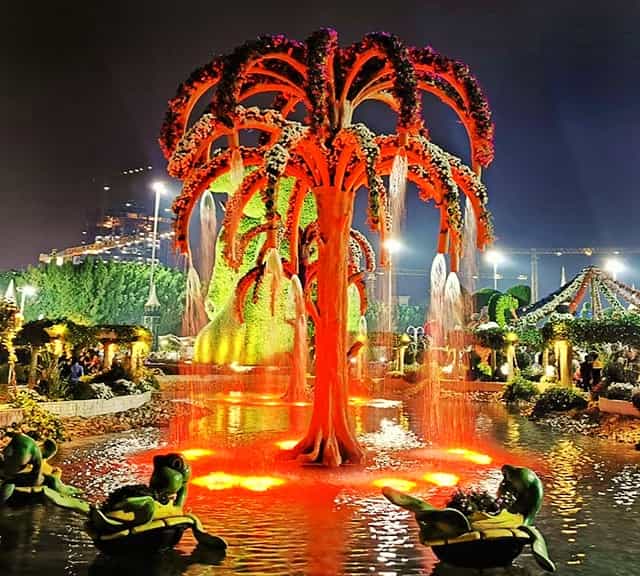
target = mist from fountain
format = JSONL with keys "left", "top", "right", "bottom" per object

{"left": 199, "top": 190, "right": 218, "bottom": 298}
{"left": 283, "top": 275, "right": 308, "bottom": 402}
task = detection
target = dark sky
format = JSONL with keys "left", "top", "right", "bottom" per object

{"left": 2, "top": 1, "right": 640, "bottom": 297}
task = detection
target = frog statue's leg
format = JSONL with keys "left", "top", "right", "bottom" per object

{"left": 519, "top": 525, "right": 556, "bottom": 572}
{"left": 382, "top": 487, "right": 472, "bottom": 541}
{"left": 89, "top": 496, "right": 156, "bottom": 533}
{"left": 42, "top": 486, "right": 90, "bottom": 515}
{"left": 42, "top": 473, "right": 82, "bottom": 497}
{"left": 184, "top": 514, "right": 227, "bottom": 550}
{"left": 0, "top": 482, "right": 16, "bottom": 504}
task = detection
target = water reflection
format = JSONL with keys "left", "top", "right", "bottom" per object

{"left": 0, "top": 394, "right": 639, "bottom": 575}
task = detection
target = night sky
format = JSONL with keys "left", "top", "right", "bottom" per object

{"left": 2, "top": 1, "right": 640, "bottom": 298}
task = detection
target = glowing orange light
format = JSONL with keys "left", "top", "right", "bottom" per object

{"left": 263, "top": 401, "right": 283, "bottom": 406}
{"left": 180, "top": 448, "right": 215, "bottom": 461}
{"left": 192, "top": 472, "right": 237, "bottom": 490}
{"left": 372, "top": 478, "right": 417, "bottom": 492}
{"left": 240, "top": 476, "right": 286, "bottom": 492}
{"left": 423, "top": 472, "right": 459, "bottom": 487}
{"left": 292, "top": 401, "right": 310, "bottom": 407}
{"left": 192, "top": 472, "right": 287, "bottom": 492}
{"left": 228, "top": 391, "right": 243, "bottom": 397}
{"left": 275, "top": 440, "right": 299, "bottom": 450}
{"left": 446, "top": 448, "right": 492, "bottom": 465}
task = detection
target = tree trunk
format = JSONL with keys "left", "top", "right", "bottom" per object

{"left": 291, "top": 188, "right": 364, "bottom": 466}
{"left": 28, "top": 345, "right": 39, "bottom": 387}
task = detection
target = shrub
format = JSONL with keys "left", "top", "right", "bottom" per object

{"left": 502, "top": 376, "right": 539, "bottom": 403}
{"left": 532, "top": 386, "right": 588, "bottom": 418}
{"left": 632, "top": 392, "right": 640, "bottom": 411}
{"left": 8, "top": 389, "right": 66, "bottom": 442}
{"left": 89, "top": 383, "right": 115, "bottom": 400}
{"left": 111, "top": 379, "right": 138, "bottom": 396}
{"left": 403, "top": 364, "right": 422, "bottom": 384}
{"left": 604, "top": 382, "right": 635, "bottom": 402}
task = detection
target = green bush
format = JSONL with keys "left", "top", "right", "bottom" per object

{"left": 403, "top": 364, "right": 422, "bottom": 384}
{"left": 502, "top": 376, "right": 539, "bottom": 403}
{"left": 8, "top": 389, "right": 66, "bottom": 442}
{"left": 604, "top": 382, "right": 635, "bottom": 401}
{"left": 532, "top": 386, "right": 588, "bottom": 418}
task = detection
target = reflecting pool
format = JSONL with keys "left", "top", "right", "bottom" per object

{"left": 1, "top": 385, "right": 639, "bottom": 576}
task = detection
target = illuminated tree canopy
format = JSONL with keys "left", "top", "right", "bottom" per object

{"left": 161, "top": 29, "right": 495, "bottom": 466}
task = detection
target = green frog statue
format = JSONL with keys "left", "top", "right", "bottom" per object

{"left": 383, "top": 464, "right": 555, "bottom": 572}
{"left": 0, "top": 432, "right": 88, "bottom": 512}
{"left": 86, "top": 453, "right": 226, "bottom": 554}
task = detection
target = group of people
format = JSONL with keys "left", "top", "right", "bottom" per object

{"left": 59, "top": 352, "right": 102, "bottom": 384}
{"left": 575, "top": 352, "right": 604, "bottom": 392}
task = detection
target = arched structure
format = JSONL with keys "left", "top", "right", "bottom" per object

{"left": 161, "top": 30, "right": 495, "bottom": 466}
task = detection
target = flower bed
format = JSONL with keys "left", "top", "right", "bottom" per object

{"left": 40, "top": 391, "right": 151, "bottom": 418}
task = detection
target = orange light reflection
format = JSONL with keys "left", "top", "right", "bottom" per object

{"left": 447, "top": 448, "right": 492, "bottom": 465}
{"left": 275, "top": 440, "right": 299, "bottom": 450}
{"left": 180, "top": 448, "right": 215, "bottom": 461}
{"left": 423, "top": 472, "right": 459, "bottom": 487}
{"left": 192, "top": 471, "right": 287, "bottom": 492}
{"left": 372, "top": 478, "right": 417, "bottom": 492}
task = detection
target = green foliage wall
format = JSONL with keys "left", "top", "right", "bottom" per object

{"left": 195, "top": 176, "right": 362, "bottom": 364}
{"left": 0, "top": 260, "right": 185, "bottom": 335}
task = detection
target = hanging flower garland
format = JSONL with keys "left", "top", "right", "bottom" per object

{"left": 516, "top": 270, "right": 587, "bottom": 325}
{"left": 306, "top": 28, "right": 338, "bottom": 132}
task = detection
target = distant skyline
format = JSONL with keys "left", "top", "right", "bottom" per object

{"left": 3, "top": 1, "right": 640, "bottom": 299}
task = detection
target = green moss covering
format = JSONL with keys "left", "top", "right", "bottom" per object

{"left": 195, "top": 176, "right": 362, "bottom": 365}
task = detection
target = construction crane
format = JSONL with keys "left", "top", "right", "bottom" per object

{"left": 39, "top": 231, "right": 175, "bottom": 265}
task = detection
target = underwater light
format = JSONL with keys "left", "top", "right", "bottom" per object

{"left": 192, "top": 472, "right": 286, "bottom": 492}
{"left": 192, "top": 472, "right": 237, "bottom": 490}
{"left": 446, "top": 448, "right": 492, "bottom": 465}
{"left": 240, "top": 476, "right": 286, "bottom": 492}
{"left": 180, "top": 448, "right": 215, "bottom": 461}
{"left": 423, "top": 472, "right": 459, "bottom": 487}
{"left": 275, "top": 440, "right": 300, "bottom": 450}
{"left": 372, "top": 478, "right": 417, "bottom": 492}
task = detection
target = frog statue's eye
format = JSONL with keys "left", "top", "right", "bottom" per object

{"left": 170, "top": 456, "right": 186, "bottom": 472}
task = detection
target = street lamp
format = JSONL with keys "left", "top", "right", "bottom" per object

{"left": 485, "top": 249, "right": 504, "bottom": 290}
{"left": 383, "top": 238, "right": 403, "bottom": 334}
{"left": 605, "top": 257, "right": 624, "bottom": 281}
{"left": 149, "top": 181, "right": 167, "bottom": 287}
{"left": 144, "top": 181, "right": 167, "bottom": 350}
{"left": 18, "top": 285, "right": 37, "bottom": 315}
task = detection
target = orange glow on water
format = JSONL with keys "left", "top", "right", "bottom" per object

{"left": 180, "top": 448, "right": 215, "bottom": 461}
{"left": 447, "top": 448, "right": 492, "bottom": 465}
{"left": 423, "top": 472, "right": 459, "bottom": 487}
{"left": 276, "top": 440, "right": 300, "bottom": 450}
{"left": 192, "top": 472, "right": 237, "bottom": 490}
{"left": 192, "top": 471, "right": 287, "bottom": 492}
{"left": 371, "top": 478, "right": 417, "bottom": 492}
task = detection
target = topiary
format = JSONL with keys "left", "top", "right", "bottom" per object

{"left": 502, "top": 376, "right": 539, "bottom": 403}
{"left": 532, "top": 386, "right": 588, "bottom": 418}
{"left": 604, "top": 382, "right": 635, "bottom": 402}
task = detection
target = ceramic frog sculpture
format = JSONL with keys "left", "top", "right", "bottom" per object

{"left": 86, "top": 453, "right": 226, "bottom": 554}
{"left": 383, "top": 464, "right": 555, "bottom": 572}
{"left": 0, "top": 432, "right": 88, "bottom": 512}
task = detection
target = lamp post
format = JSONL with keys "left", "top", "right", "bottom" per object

{"left": 383, "top": 238, "right": 403, "bottom": 334}
{"left": 144, "top": 181, "right": 166, "bottom": 350}
{"left": 605, "top": 258, "right": 624, "bottom": 282}
{"left": 485, "top": 249, "right": 504, "bottom": 291}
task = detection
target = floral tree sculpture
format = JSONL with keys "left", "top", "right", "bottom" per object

{"left": 160, "top": 29, "right": 494, "bottom": 466}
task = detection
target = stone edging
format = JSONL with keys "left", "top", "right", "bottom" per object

{"left": 40, "top": 392, "right": 152, "bottom": 418}
{"left": 0, "top": 408, "right": 23, "bottom": 427}
{"left": 598, "top": 397, "right": 640, "bottom": 418}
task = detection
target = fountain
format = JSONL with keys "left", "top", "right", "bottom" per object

{"left": 160, "top": 29, "right": 494, "bottom": 466}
